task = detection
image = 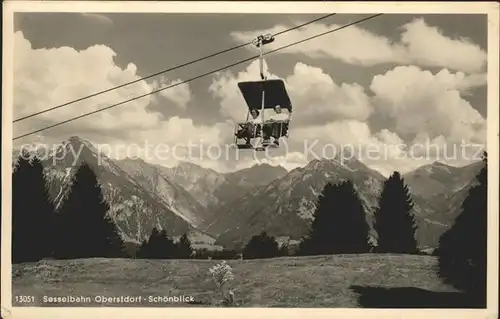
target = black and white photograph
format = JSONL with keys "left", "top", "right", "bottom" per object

{"left": 2, "top": 1, "right": 499, "bottom": 318}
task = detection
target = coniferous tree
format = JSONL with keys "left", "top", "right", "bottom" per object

{"left": 242, "top": 231, "right": 280, "bottom": 259}
{"left": 278, "top": 243, "right": 290, "bottom": 257}
{"left": 373, "top": 171, "right": 418, "bottom": 254}
{"left": 436, "top": 152, "right": 487, "bottom": 302}
{"left": 333, "top": 180, "right": 371, "bottom": 253}
{"left": 297, "top": 182, "right": 337, "bottom": 256}
{"left": 12, "top": 154, "right": 56, "bottom": 263}
{"left": 136, "top": 228, "right": 177, "bottom": 259}
{"left": 212, "top": 248, "right": 240, "bottom": 260}
{"left": 176, "top": 233, "right": 193, "bottom": 259}
{"left": 54, "top": 162, "right": 124, "bottom": 259}
{"left": 298, "top": 181, "right": 371, "bottom": 256}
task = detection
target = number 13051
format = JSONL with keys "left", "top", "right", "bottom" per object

{"left": 15, "top": 295, "right": 35, "bottom": 303}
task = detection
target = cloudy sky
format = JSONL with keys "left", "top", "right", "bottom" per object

{"left": 12, "top": 12, "right": 488, "bottom": 175}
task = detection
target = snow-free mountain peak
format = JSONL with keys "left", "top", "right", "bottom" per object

{"left": 16, "top": 136, "right": 216, "bottom": 245}
{"left": 209, "top": 156, "right": 387, "bottom": 249}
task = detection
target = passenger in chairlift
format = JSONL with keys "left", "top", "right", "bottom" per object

{"left": 249, "top": 109, "right": 263, "bottom": 124}
{"left": 236, "top": 109, "right": 261, "bottom": 145}
{"left": 270, "top": 105, "right": 289, "bottom": 121}
{"left": 263, "top": 105, "right": 289, "bottom": 145}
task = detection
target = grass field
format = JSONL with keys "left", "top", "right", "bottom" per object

{"left": 12, "top": 254, "right": 473, "bottom": 308}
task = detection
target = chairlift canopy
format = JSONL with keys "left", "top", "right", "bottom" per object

{"left": 237, "top": 79, "right": 292, "bottom": 111}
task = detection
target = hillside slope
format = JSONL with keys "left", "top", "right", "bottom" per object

{"left": 208, "top": 158, "right": 385, "bottom": 248}
{"left": 14, "top": 136, "right": 214, "bottom": 244}
{"left": 404, "top": 161, "right": 482, "bottom": 203}
{"left": 159, "top": 161, "right": 289, "bottom": 227}
{"left": 115, "top": 158, "right": 210, "bottom": 228}
{"left": 210, "top": 158, "right": 468, "bottom": 250}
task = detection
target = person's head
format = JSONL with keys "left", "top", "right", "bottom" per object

{"left": 274, "top": 105, "right": 282, "bottom": 113}
{"left": 250, "top": 109, "right": 260, "bottom": 118}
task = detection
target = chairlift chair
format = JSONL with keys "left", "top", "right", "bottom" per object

{"left": 233, "top": 34, "right": 293, "bottom": 151}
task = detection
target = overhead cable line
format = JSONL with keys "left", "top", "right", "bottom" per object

{"left": 13, "top": 13, "right": 383, "bottom": 141}
{"left": 13, "top": 13, "right": 337, "bottom": 123}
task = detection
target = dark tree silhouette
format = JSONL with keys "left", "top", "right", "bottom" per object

{"left": 436, "top": 152, "right": 487, "bottom": 302}
{"left": 54, "top": 162, "right": 124, "bottom": 259}
{"left": 12, "top": 154, "right": 56, "bottom": 263}
{"left": 373, "top": 172, "right": 418, "bottom": 254}
{"left": 278, "top": 243, "right": 290, "bottom": 257}
{"left": 136, "top": 228, "right": 177, "bottom": 259}
{"left": 176, "top": 233, "right": 193, "bottom": 259}
{"left": 297, "top": 182, "right": 337, "bottom": 256}
{"left": 298, "top": 181, "right": 371, "bottom": 256}
{"left": 211, "top": 248, "right": 240, "bottom": 260}
{"left": 242, "top": 231, "right": 280, "bottom": 259}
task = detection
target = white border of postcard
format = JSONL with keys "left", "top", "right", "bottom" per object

{"left": 2, "top": 1, "right": 499, "bottom": 319}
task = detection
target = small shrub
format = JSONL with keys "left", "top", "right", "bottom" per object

{"left": 208, "top": 260, "right": 235, "bottom": 305}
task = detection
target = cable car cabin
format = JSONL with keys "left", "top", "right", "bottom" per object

{"left": 234, "top": 79, "right": 292, "bottom": 151}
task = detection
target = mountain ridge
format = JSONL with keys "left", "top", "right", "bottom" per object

{"left": 12, "top": 135, "right": 483, "bottom": 251}
{"left": 209, "top": 158, "right": 387, "bottom": 249}
{"left": 15, "top": 136, "right": 215, "bottom": 244}
{"left": 209, "top": 157, "right": 483, "bottom": 250}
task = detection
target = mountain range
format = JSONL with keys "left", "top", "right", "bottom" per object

{"left": 12, "top": 136, "right": 484, "bottom": 251}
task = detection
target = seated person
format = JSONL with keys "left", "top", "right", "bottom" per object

{"left": 235, "top": 109, "right": 262, "bottom": 144}
{"left": 269, "top": 105, "right": 290, "bottom": 122}
{"left": 263, "top": 105, "right": 290, "bottom": 145}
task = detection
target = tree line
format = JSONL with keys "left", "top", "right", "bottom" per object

{"left": 11, "top": 152, "right": 278, "bottom": 262}
{"left": 238, "top": 171, "right": 419, "bottom": 258}
{"left": 236, "top": 152, "right": 487, "bottom": 301}
{"left": 11, "top": 153, "right": 195, "bottom": 262}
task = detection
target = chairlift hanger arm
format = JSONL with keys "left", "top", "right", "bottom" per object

{"left": 252, "top": 34, "right": 275, "bottom": 80}
{"left": 252, "top": 34, "right": 275, "bottom": 47}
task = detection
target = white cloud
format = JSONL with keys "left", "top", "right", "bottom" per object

{"left": 94, "top": 117, "right": 230, "bottom": 167}
{"left": 150, "top": 76, "right": 192, "bottom": 109}
{"left": 290, "top": 120, "right": 417, "bottom": 175}
{"left": 12, "top": 31, "right": 206, "bottom": 150}
{"left": 231, "top": 18, "right": 487, "bottom": 73}
{"left": 210, "top": 60, "right": 486, "bottom": 175}
{"left": 286, "top": 63, "right": 373, "bottom": 124}
{"left": 399, "top": 18, "right": 486, "bottom": 74}
{"left": 231, "top": 151, "right": 308, "bottom": 172}
{"left": 12, "top": 31, "right": 241, "bottom": 173}
{"left": 12, "top": 22, "right": 487, "bottom": 176}
{"left": 370, "top": 65, "right": 486, "bottom": 145}
{"left": 288, "top": 119, "right": 479, "bottom": 176}
{"left": 231, "top": 23, "right": 402, "bottom": 66}
{"left": 210, "top": 60, "right": 373, "bottom": 125}
{"left": 14, "top": 31, "right": 155, "bottom": 134}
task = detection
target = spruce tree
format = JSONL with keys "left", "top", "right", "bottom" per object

{"left": 298, "top": 181, "right": 371, "bottom": 255}
{"left": 336, "top": 180, "right": 371, "bottom": 253}
{"left": 136, "top": 228, "right": 177, "bottom": 259}
{"left": 12, "top": 154, "right": 56, "bottom": 263}
{"left": 176, "top": 233, "right": 193, "bottom": 259}
{"left": 242, "top": 231, "right": 280, "bottom": 259}
{"left": 436, "top": 152, "right": 487, "bottom": 302}
{"left": 298, "top": 182, "right": 337, "bottom": 256}
{"left": 373, "top": 171, "right": 418, "bottom": 254}
{"left": 54, "top": 162, "right": 124, "bottom": 259}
